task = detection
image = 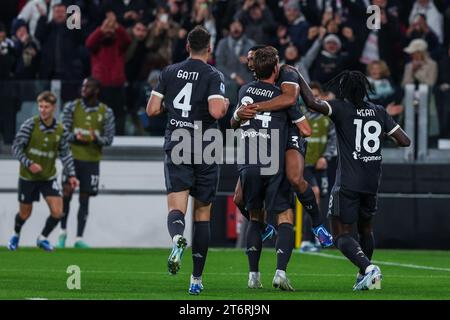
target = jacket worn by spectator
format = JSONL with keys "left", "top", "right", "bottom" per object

{"left": 35, "top": 15, "right": 85, "bottom": 80}
{"left": 18, "top": 0, "right": 59, "bottom": 37}
{"left": 402, "top": 55, "right": 438, "bottom": 87}
{"left": 86, "top": 25, "right": 131, "bottom": 87}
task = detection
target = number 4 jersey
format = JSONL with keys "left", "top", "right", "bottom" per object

{"left": 152, "top": 58, "right": 225, "bottom": 152}
{"left": 325, "top": 99, "right": 400, "bottom": 194}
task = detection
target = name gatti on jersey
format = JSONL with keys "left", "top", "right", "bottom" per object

{"left": 177, "top": 70, "right": 199, "bottom": 81}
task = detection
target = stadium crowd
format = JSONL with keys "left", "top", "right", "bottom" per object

{"left": 1, "top": 0, "right": 450, "bottom": 141}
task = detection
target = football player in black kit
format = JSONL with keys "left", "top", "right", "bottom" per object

{"left": 231, "top": 46, "right": 300, "bottom": 291}
{"left": 146, "top": 26, "right": 229, "bottom": 295}
{"left": 298, "top": 70, "right": 411, "bottom": 290}
{"left": 233, "top": 46, "right": 334, "bottom": 248}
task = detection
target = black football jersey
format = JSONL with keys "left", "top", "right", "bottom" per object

{"left": 236, "top": 80, "right": 290, "bottom": 172}
{"left": 153, "top": 58, "right": 225, "bottom": 151}
{"left": 326, "top": 99, "right": 400, "bottom": 194}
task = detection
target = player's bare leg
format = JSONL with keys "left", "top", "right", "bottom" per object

{"left": 285, "top": 149, "right": 333, "bottom": 247}
{"left": 58, "top": 183, "right": 74, "bottom": 248}
{"left": 233, "top": 178, "right": 276, "bottom": 242}
{"left": 36, "top": 196, "right": 63, "bottom": 251}
{"left": 8, "top": 203, "right": 33, "bottom": 251}
{"left": 331, "top": 216, "right": 381, "bottom": 290}
{"left": 272, "top": 208, "right": 295, "bottom": 291}
{"left": 166, "top": 190, "right": 189, "bottom": 275}
{"left": 247, "top": 209, "right": 265, "bottom": 289}
{"left": 189, "top": 199, "right": 212, "bottom": 295}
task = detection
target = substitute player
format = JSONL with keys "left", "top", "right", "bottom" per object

{"left": 232, "top": 47, "right": 297, "bottom": 291}
{"left": 234, "top": 46, "right": 333, "bottom": 248}
{"left": 58, "top": 77, "right": 115, "bottom": 248}
{"left": 146, "top": 26, "right": 229, "bottom": 295}
{"left": 298, "top": 70, "right": 411, "bottom": 290}
{"left": 8, "top": 91, "right": 79, "bottom": 252}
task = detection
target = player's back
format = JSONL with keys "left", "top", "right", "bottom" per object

{"left": 154, "top": 58, "right": 225, "bottom": 151}
{"left": 237, "top": 80, "right": 289, "bottom": 172}
{"left": 328, "top": 99, "right": 400, "bottom": 194}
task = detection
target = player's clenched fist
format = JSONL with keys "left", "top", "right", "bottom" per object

{"left": 237, "top": 104, "right": 258, "bottom": 121}
{"left": 28, "top": 163, "right": 43, "bottom": 174}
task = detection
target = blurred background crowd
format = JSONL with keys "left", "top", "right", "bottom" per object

{"left": 1, "top": 0, "right": 450, "bottom": 142}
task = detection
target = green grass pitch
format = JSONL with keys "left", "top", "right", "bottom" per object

{"left": 0, "top": 247, "right": 449, "bottom": 300}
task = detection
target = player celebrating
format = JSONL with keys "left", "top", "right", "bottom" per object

{"left": 232, "top": 46, "right": 297, "bottom": 291}
{"left": 8, "top": 91, "right": 79, "bottom": 252}
{"left": 146, "top": 26, "right": 229, "bottom": 295}
{"left": 298, "top": 70, "right": 411, "bottom": 290}
{"left": 58, "top": 77, "right": 115, "bottom": 249}
{"left": 233, "top": 46, "right": 333, "bottom": 248}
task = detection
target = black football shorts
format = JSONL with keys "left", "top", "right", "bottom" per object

{"left": 286, "top": 123, "right": 307, "bottom": 158}
{"left": 164, "top": 151, "right": 219, "bottom": 204}
{"left": 18, "top": 178, "right": 62, "bottom": 203}
{"left": 63, "top": 160, "right": 100, "bottom": 196}
{"left": 327, "top": 186, "right": 378, "bottom": 224}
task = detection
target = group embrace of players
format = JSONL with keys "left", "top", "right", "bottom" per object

{"left": 147, "top": 26, "right": 410, "bottom": 295}
{"left": 8, "top": 25, "right": 411, "bottom": 296}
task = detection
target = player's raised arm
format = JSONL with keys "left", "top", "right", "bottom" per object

{"left": 298, "top": 72, "right": 331, "bottom": 116}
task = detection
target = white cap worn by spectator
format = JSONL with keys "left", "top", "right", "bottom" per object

{"left": 404, "top": 39, "right": 428, "bottom": 54}
{"left": 323, "top": 34, "right": 342, "bottom": 49}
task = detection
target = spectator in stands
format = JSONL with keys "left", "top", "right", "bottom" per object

{"left": 35, "top": 2, "right": 85, "bottom": 80}
{"left": 309, "top": 29, "right": 357, "bottom": 84}
{"left": 402, "top": 38, "right": 438, "bottom": 87}
{"left": 283, "top": 0, "right": 310, "bottom": 53}
{"left": 86, "top": 12, "right": 131, "bottom": 135}
{"left": 191, "top": 0, "right": 217, "bottom": 49}
{"left": 406, "top": 14, "right": 441, "bottom": 59}
{"left": 367, "top": 60, "right": 404, "bottom": 117}
{"left": 215, "top": 19, "right": 255, "bottom": 105}
{"left": 17, "top": 0, "right": 58, "bottom": 37}
{"left": 125, "top": 20, "right": 148, "bottom": 136}
{"left": 144, "top": 4, "right": 180, "bottom": 74}
{"left": 11, "top": 18, "right": 40, "bottom": 79}
{"left": 234, "top": 0, "right": 277, "bottom": 45}
{"left": 103, "top": 0, "right": 150, "bottom": 29}
{"left": 435, "top": 44, "right": 450, "bottom": 137}
{"left": 409, "top": 0, "right": 444, "bottom": 44}
{"left": 359, "top": 0, "right": 403, "bottom": 82}
{"left": 300, "top": 0, "right": 338, "bottom": 26}
{"left": 281, "top": 26, "right": 326, "bottom": 83}
{"left": 0, "top": 22, "right": 16, "bottom": 80}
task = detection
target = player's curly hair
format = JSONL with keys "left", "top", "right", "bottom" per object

{"left": 326, "top": 70, "right": 374, "bottom": 107}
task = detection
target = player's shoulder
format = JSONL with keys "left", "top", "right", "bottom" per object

{"left": 204, "top": 64, "right": 225, "bottom": 79}
{"left": 22, "top": 116, "right": 37, "bottom": 128}
{"left": 279, "top": 64, "right": 300, "bottom": 80}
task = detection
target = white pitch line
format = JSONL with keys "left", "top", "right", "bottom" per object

{"left": 303, "top": 252, "right": 450, "bottom": 272}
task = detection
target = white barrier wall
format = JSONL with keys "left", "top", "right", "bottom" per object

{"left": 0, "top": 160, "right": 193, "bottom": 248}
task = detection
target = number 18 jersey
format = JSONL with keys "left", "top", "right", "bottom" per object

{"left": 152, "top": 58, "right": 225, "bottom": 151}
{"left": 325, "top": 99, "right": 400, "bottom": 194}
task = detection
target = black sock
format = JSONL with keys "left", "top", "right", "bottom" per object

{"left": 258, "top": 221, "right": 267, "bottom": 233}
{"left": 335, "top": 234, "right": 371, "bottom": 274}
{"left": 237, "top": 203, "right": 250, "bottom": 220}
{"left": 296, "top": 185, "right": 322, "bottom": 227}
{"left": 77, "top": 196, "right": 89, "bottom": 237}
{"left": 359, "top": 232, "right": 375, "bottom": 261}
{"left": 276, "top": 223, "right": 294, "bottom": 271}
{"left": 61, "top": 196, "right": 71, "bottom": 230}
{"left": 14, "top": 213, "right": 26, "bottom": 234}
{"left": 167, "top": 210, "right": 185, "bottom": 239}
{"left": 192, "top": 221, "right": 210, "bottom": 277}
{"left": 246, "top": 220, "right": 262, "bottom": 272}
{"left": 41, "top": 216, "right": 60, "bottom": 237}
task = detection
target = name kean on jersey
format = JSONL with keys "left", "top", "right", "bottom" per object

{"left": 246, "top": 87, "right": 274, "bottom": 98}
{"left": 177, "top": 70, "right": 199, "bottom": 81}
{"left": 356, "top": 109, "right": 376, "bottom": 117}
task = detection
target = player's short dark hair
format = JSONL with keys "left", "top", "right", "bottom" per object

{"left": 254, "top": 46, "right": 279, "bottom": 80}
{"left": 249, "top": 45, "right": 266, "bottom": 52}
{"left": 85, "top": 76, "right": 101, "bottom": 89}
{"left": 326, "top": 70, "right": 374, "bottom": 107}
{"left": 37, "top": 91, "right": 57, "bottom": 105}
{"left": 187, "top": 26, "right": 211, "bottom": 54}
